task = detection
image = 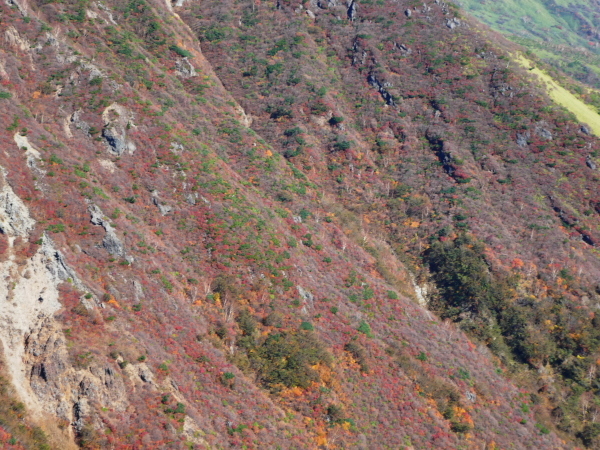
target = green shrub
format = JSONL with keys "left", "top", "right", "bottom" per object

{"left": 250, "top": 331, "right": 331, "bottom": 391}
{"left": 47, "top": 223, "right": 65, "bottom": 233}
{"left": 333, "top": 139, "right": 352, "bottom": 152}
{"left": 309, "top": 101, "right": 328, "bottom": 115}
{"left": 357, "top": 321, "right": 372, "bottom": 337}
{"left": 535, "top": 423, "right": 550, "bottom": 435}
{"left": 204, "top": 27, "right": 227, "bottom": 42}
{"left": 298, "top": 209, "right": 311, "bottom": 220}
{"left": 283, "top": 127, "right": 301, "bottom": 137}
{"left": 300, "top": 321, "right": 314, "bottom": 331}
{"left": 169, "top": 45, "right": 192, "bottom": 57}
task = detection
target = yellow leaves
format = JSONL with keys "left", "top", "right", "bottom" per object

{"left": 403, "top": 220, "right": 420, "bottom": 228}
{"left": 32, "top": 91, "right": 41, "bottom": 99}
{"left": 265, "top": 149, "right": 273, "bottom": 157}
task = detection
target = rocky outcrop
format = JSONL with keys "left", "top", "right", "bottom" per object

{"left": 347, "top": 0, "right": 357, "bottom": 21}
{"left": 175, "top": 57, "right": 197, "bottom": 78}
{"left": 0, "top": 170, "right": 35, "bottom": 237}
{"left": 14, "top": 133, "right": 42, "bottom": 169}
{"left": 587, "top": 154, "right": 597, "bottom": 170}
{"left": 534, "top": 121, "right": 553, "bottom": 140}
{"left": 4, "top": 0, "right": 27, "bottom": 15}
{"left": 89, "top": 205, "right": 127, "bottom": 258}
{"left": 152, "top": 194, "right": 173, "bottom": 216}
{"left": 101, "top": 103, "right": 136, "bottom": 156}
{"left": 0, "top": 167, "right": 108, "bottom": 446}
{"left": 395, "top": 43, "right": 412, "bottom": 55}
{"left": 516, "top": 131, "right": 530, "bottom": 147}
{"left": 367, "top": 72, "right": 396, "bottom": 106}
{"left": 446, "top": 18, "right": 461, "bottom": 29}
{"left": 69, "top": 109, "right": 91, "bottom": 137}
{"left": 25, "top": 318, "right": 129, "bottom": 431}
{"left": 4, "top": 25, "right": 30, "bottom": 52}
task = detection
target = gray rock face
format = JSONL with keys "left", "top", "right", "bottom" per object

{"left": 101, "top": 104, "right": 136, "bottom": 156}
{"left": 5, "top": 0, "right": 26, "bottom": 16}
{"left": 534, "top": 122, "right": 553, "bottom": 140}
{"left": 297, "top": 286, "right": 315, "bottom": 312}
{"left": 175, "top": 57, "right": 197, "bottom": 78}
{"left": 0, "top": 174, "right": 35, "bottom": 237}
{"left": 89, "top": 205, "right": 125, "bottom": 257}
{"left": 70, "top": 109, "right": 91, "bottom": 136}
{"left": 396, "top": 43, "right": 412, "bottom": 55}
{"left": 581, "top": 125, "right": 592, "bottom": 135}
{"left": 41, "top": 237, "right": 81, "bottom": 283}
{"left": 446, "top": 18, "right": 461, "bottom": 29}
{"left": 152, "top": 196, "right": 173, "bottom": 216}
{"left": 102, "top": 127, "right": 126, "bottom": 156}
{"left": 587, "top": 155, "right": 597, "bottom": 170}
{"left": 367, "top": 73, "right": 396, "bottom": 106}
{"left": 185, "top": 193, "right": 197, "bottom": 205}
{"left": 347, "top": 0, "right": 357, "bottom": 21}
{"left": 405, "top": 9, "right": 412, "bottom": 17}
{"left": 516, "top": 132, "right": 529, "bottom": 147}
{"left": 315, "top": 0, "right": 336, "bottom": 8}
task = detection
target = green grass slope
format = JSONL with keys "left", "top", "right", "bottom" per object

{"left": 456, "top": 0, "right": 600, "bottom": 87}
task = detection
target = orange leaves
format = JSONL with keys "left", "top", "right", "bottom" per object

{"left": 511, "top": 258, "right": 524, "bottom": 269}
{"left": 315, "top": 428, "right": 328, "bottom": 447}
{"left": 279, "top": 386, "right": 304, "bottom": 398}
{"left": 402, "top": 220, "right": 420, "bottom": 228}
{"left": 105, "top": 294, "right": 121, "bottom": 308}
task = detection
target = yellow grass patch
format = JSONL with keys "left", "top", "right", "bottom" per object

{"left": 514, "top": 54, "right": 600, "bottom": 136}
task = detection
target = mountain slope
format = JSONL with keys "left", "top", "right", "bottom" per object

{"left": 0, "top": 0, "right": 599, "bottom": 448}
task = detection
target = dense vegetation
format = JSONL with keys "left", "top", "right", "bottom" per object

{"left": 2, "top": 0, "right": 600, "bottom": 448}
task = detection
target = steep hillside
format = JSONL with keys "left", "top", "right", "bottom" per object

{"left": 0, "top": 0, "right": 600, "bottom": 449}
